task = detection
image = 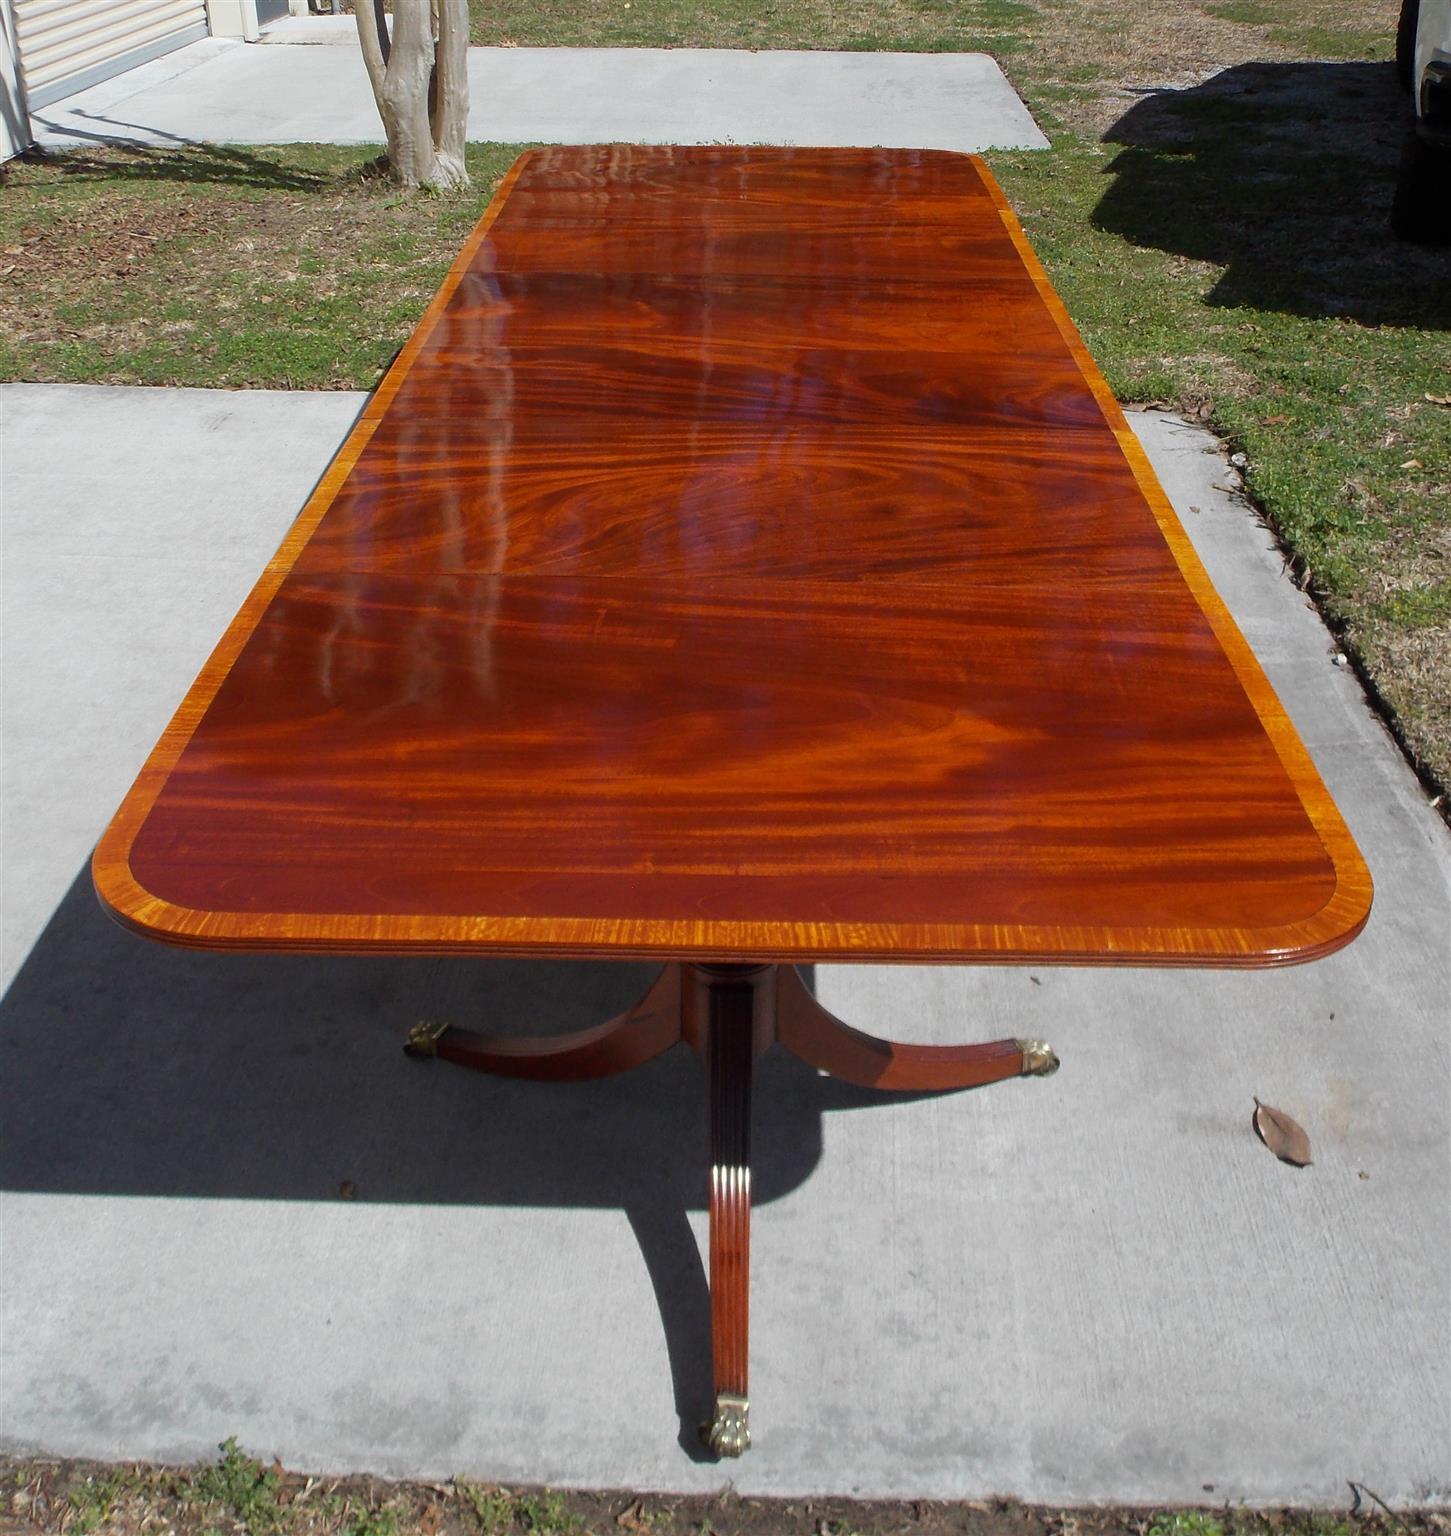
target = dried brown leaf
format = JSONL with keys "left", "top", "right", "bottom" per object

{"left": 1253, "top": 1097, "right": 1312, "bottom": 1166}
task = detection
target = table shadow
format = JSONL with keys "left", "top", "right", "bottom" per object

{"left": 0, "top": 864, "right": 953, "bottom": 1460}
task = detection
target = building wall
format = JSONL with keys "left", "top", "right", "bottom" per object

{"left": 1, "top": 0, "right": 30, "bottom": 160}
{"left": 12, "top": 0, "right": 208, "bottom": 110}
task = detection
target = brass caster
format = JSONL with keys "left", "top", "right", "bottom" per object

{"left": 404, "top": 1019, "right": 450, "bottom": 1059}
{"left": 1016, "top": 1039, "right": 1060, "bottom": 1077}
{"left": 702, "top": 1393, "right": 750, "bottom": 1457}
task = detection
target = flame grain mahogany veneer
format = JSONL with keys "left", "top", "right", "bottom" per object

{"left": 94, "top": 145, "right": 1372, "bottom": 1457}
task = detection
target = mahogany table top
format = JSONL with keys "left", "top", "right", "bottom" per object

{"left": 94, "top": 145, "right": 1371, "bottom": 966}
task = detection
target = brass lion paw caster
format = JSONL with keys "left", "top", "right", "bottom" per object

{"left": 1016, "top": 1038, "right": 1060, "bottom": 1076}
{"left": 404, "top": 1019, "right": 450, "bottom": 1059}
{"left": 704, "top": 1394, "right": 750, "bottom": 1458}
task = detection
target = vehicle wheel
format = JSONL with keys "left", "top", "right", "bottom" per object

{"left": 1396, "top": 0, "right": 1419, "bottom": 90}
{"left": 1391, "top": 127, "right": 1451, "bottom": 242}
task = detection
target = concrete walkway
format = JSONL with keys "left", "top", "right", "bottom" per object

{"left": 1, "top": 385, "right": 1446, "bottom": 1504}
{"left": 30, "top": 34, "right": 1048, "bottom": 151}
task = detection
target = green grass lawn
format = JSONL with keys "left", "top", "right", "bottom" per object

{"left": 1, "top": 0, "right": 1446, "bottom": 792}
{"left": 459, "top": 0, "right": 1034, "bottom": 52}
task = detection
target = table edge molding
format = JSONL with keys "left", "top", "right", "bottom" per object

{"left": 91, "top": 148, "right": 1374, "bottom": 967}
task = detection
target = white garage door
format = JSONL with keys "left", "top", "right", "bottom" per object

{"left": 15, "top": 0, "right": 207, "bottom": 109}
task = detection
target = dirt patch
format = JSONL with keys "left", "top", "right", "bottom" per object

{"left": 1023, "top": 0, "right": 1400, "bottom": 136}
{"left": 4, "top": 1452, "right": 1447, "bottom": 1536}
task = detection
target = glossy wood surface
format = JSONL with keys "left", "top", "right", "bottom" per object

{"left": 422, "top": 964, "right": 682, "bottom": 1080}
{"left": 774, "top": 965, "right": 1029, "bottom": 1091}
{"left": 414, "top": 961, "right": 1036, "bottom": 1094}
{"left": 94, "top": 145, "right": 1371, "bottom": 965}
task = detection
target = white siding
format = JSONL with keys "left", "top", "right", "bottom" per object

{"left": 2, "top": 0, "right": 31, "bottom": 158}
{"left": 14, "top": 0, "right": 206, "bottom": 108}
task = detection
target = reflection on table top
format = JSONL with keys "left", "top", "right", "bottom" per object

{"left": 94, "top": 145, "right": 1371, "bottom": 965}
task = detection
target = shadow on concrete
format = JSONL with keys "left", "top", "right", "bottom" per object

{"left": 0, "top": 866, "right": 949, "bottom": 1459}
{"left": 1094, "top": 61, "right": 1451, "bottom": 329}
{"left": 16, "top": 117, "right": 376, "bottom": 190}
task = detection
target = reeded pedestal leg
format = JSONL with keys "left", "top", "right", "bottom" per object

{"left": 403, "top": 958, "right": 1059, "bottom": 1458}
{"left": 683, "top": 963, "right": 772, "bottom": 1457}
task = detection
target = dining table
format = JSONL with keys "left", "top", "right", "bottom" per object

{"left": 94, "top": 143, "right": 1372, "bottom": 1458}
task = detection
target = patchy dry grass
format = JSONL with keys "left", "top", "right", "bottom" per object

{"left": 461, "top": 0, "right": 1034, "bottom": 53}
{"left": 1017, "top": 0, "right": 1399, "bottom": 135}
{"left": 3, "top": 1447, "right": 1444, "bottom": 1536}
{"left": 0, "top": 143, "right": 522, "bottom": 389}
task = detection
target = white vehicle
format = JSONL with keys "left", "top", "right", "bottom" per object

{"left": 1394, "top": 0, "right": 1451, "bottom": 241}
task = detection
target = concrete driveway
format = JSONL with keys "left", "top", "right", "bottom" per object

{"left": 30, "top": 35, "right": 1048, "bottom": 152}
{"left": 1, "top": 384, "right": 1446, "bottom": 1504}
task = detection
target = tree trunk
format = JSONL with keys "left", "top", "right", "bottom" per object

{"left": 355, "top": 0, "right": 470, "bottom": 190}
{"left": 429, "top": 0, "right": 469, "bottom": 188}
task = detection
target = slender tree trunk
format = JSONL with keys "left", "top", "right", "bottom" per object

{"left": 429, "top": 0, "right": 469, "bottom": 188}
{"left": 355, "top": 0, "right": 470, "bottom": 190}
